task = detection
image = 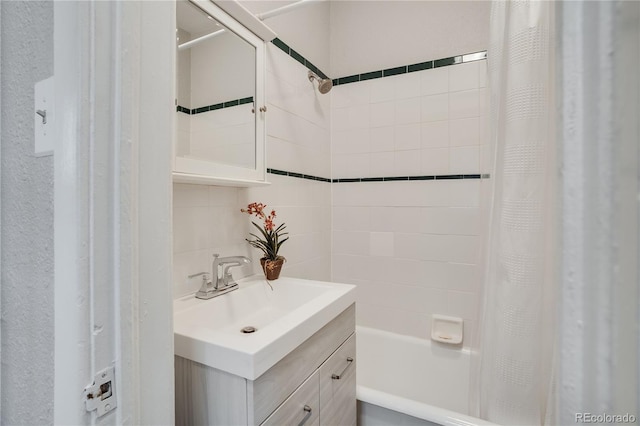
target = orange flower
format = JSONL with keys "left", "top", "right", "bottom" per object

{"left": 241, "top": 202, "right": 288, "bottom": 261}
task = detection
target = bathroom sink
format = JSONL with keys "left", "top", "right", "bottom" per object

{"left": 173, "top": 276, "right": 356, "bottom": 380}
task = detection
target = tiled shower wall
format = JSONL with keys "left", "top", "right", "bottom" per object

{"left": 331, "top": 60, "right": 490, "bottom": 343}
{"left": 172, "top": 43, "right": 331, "bottom": 299}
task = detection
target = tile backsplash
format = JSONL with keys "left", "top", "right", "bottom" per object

{"left": 172, "top": 39, "right": 491, "bottom": 348}
{"left": 172, "top": 42, "right": 332, "bottom": 299}
{"left": 330, "top": 59, "right": 490, "bottom": 345}
{"left": 173, "top": 176, "right": 331, "bottom": 299}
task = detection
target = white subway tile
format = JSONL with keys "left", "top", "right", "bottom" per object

{"left": 478, "top": 60, "right": 488, "bottom": 88}
{"left": 332, "top": 183, "right": 371, "bottom": 207}
{"left": 370, "top": 232, "right": 395, "bottom": 257}
{"left": 332, "top": 106, "right": 351, "bottom": 132}
{"left": 209, "top": 186, "right": 239, "bottom": 207}
{"left": 420, "top": 147, "right": 450, "bottom": 175}
{"left": 426, "top": 234, "right": 480, "bottom": 263}
{"left": 348, "top": 104, "right": 371, "bottom": 129}
{"left": 421, "top": 94, "right": 449, "bottom": 122}
{"left": 370, "top": 126, "right": 395, "bottom": 153}
{"left": 416, "top": 180, "right": 450, "bottom": 206}
{"left": 387, "top": 258, "right": 424, "bottom": 286}
{"left": 331, "top": 254, "right": 354, "bottom": 281}
{"left": 446, "top": 263, "right": 479, "bottom": 292}
{"left": 332, "top": 81, "right": 370, "bottom": 109}
{"left": 173, "top": 184, "right": 210, "bottom": 207}
{"left": 446, "top": 290, "right": 478, "bottom": 321}
{"left": 370, "top": 207, "right": 395, "bottom": 231}
{"left": 369, "top": 151, "right": 395, "bottom": 177}
{"left": 449, "top": 89, "right": 480, "bottom": 119}
{"left": 390, "top": 181, "right": 423, "bottom": 206}
{"left": 392, "top": 207, "right": 422, "bottom": 233}
{"left": 333, "top": 153, "right": 369, "bottom": 178}
{"left": 395, "top": 124, "right": 421, "bottom": 151}
{"left": 370, "top": 76, "right": 396, "bottom": 103}
{"left": 421, "top": 121, "right": 449, "bottom": 149}
{"left": 449, "top": 117, "right": 480, "bottom": 147}
{"left": 421, "top": 261, "right": 450, "bottom": 288}
{"left": 333, "top": 206, "right": 371, "bottom": 231}
{"left": 450, "top": 146, "right": 480, "bottom": 174}
{"left": 173, "top": 206, "right": 213, "bottom": 253}
{"left": 370, "top": 101, "right": 396, "bottom": 127}
{"left": 394, "top": 150, "right": 422, "bottom": 176}
{"left": 479, "top": 87, "right": 489, "bottom": 116}
{"left": 395, "top": 97, "right": 421, "bottom": 125}
{"left": 333, "top": 129, "right": 370, "bottom": 154}
{"left": 448, "top": 62, "right": 479, "bottom": 93}
{"left": 394, "top": 233, "right": 422, "bottom": 260}
{"left": 333, "top": 230, "right": 370, "bottom": 256}
{"left": 420, "top": 207, "right": 481, "bottom": 236}
{"left": 421, "top": 67, "right": 449, "bottom": 96}
{"left": 447, "top": 180, "right": 480, "bottom": 207}
{"left": 394, "top": 72, "right": 422, "bottom": 100}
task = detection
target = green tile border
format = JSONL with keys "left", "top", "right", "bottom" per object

{"left": 271, "top": 38, "right": 329, "bottom": 80}
{"left": 267, "top": 168, "right": 488, "bottom": 184}
{"left": 271, "top": 36, "right": 486, "bottom": 91}
{"left": 176, "top": 96, "right": 254, "bottom": 115}
{"left": 332, "top": 50, "right": 487, "bottom": 87}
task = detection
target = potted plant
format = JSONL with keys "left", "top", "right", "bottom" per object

{"left": 241, "top": 202, "right": 288, "bottom": 280}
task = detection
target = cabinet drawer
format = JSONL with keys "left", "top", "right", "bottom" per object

{"left": 319, "top": 334, "right": 356, "bottom": 426}
{"left": 261, "top": 370, "right": 319, "bottom": 426}
{"left": 249, "top": 304, "right": 355, "bottom": 424}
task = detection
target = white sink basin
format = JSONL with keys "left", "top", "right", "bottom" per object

{"left": 174, "top": 276, "right": 356, "bottom": 380}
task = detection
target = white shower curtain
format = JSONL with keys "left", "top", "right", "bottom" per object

{"left": 474, "top": 1, "right": 557, "bottom": 424}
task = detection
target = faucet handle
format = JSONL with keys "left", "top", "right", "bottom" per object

{"left": 188, "top": 272, "right": 210, "bottom": 280}
{"left": 188, "top": 272, "right": 211, "bottom": 291}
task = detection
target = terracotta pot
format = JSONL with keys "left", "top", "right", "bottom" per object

{"left": 260, "top": 257, "right": 284, "bottom": 280}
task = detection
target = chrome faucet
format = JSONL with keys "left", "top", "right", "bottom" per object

{"left": 190, "top": 253, "right": 251, "bottom": 300}
{"left": 219, "top": 256, "right": 251, "bottom": 287}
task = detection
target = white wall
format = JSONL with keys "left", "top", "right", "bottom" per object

{"left": 331, "top": 60, "right": 490, "bottom": 343}
{"left": 330, "top": 1, "right": 490, "bottom": 77}
{"left": 173, "top": 43, "right": 332, "bottom": 299}
{"left": 0, "top": 1, "right": 54, "bottom": 423}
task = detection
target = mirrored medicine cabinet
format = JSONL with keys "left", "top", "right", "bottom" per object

{"left": 174, "top": 0, "right": 276, "bottom": 186}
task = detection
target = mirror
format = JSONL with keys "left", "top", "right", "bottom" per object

{"left": 175, "top": 0, "right": 261, "bottom": 177}
{"left": 176, "top": 0, "right": 256, "bottom": 169}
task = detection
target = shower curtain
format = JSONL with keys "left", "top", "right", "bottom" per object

{"left": 473, "top": 1, "right": 557, "bottom": 424}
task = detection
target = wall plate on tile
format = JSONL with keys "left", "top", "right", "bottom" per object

{"left": 34, "top": 76, "right": 54, "bottom": 157}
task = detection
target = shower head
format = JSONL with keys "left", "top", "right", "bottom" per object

{"left": 308, "top": 70, "right": 333, "bottom": 94}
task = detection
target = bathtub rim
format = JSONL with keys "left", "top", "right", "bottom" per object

{"left": 357, "top": 385, "right": 498, "bottom": 426}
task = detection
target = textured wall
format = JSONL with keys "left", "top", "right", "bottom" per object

{"left": 1, "top": 1, "right": 54, "bottom": 424}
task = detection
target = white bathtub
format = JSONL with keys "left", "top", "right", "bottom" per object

{"left": 356, "top": 326, "right": 497, "bottom": 426}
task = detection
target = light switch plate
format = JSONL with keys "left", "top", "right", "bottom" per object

{"left": 34, "top": 76, "right": 54, "bottom": 157}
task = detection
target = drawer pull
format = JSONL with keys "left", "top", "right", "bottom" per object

{"left": 298, "top": 405, "right": 312, "bottom": 426}
{"left": 331, "top": 357, "right": 354, "bottom": 380}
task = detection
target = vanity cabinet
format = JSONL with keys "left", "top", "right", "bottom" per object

{"left": 175, "top": 304, "right": 356, "bottom": 426}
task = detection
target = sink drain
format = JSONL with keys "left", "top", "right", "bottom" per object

{"left": 241, "top": 326, "right": 257, "bottom": 334}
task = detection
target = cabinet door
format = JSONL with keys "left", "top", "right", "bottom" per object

{"left": 319, "top": 334, "right": 356, "bottom": 426}
{"left": 261, "top": 370, "right": 319, "bottom": 426}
